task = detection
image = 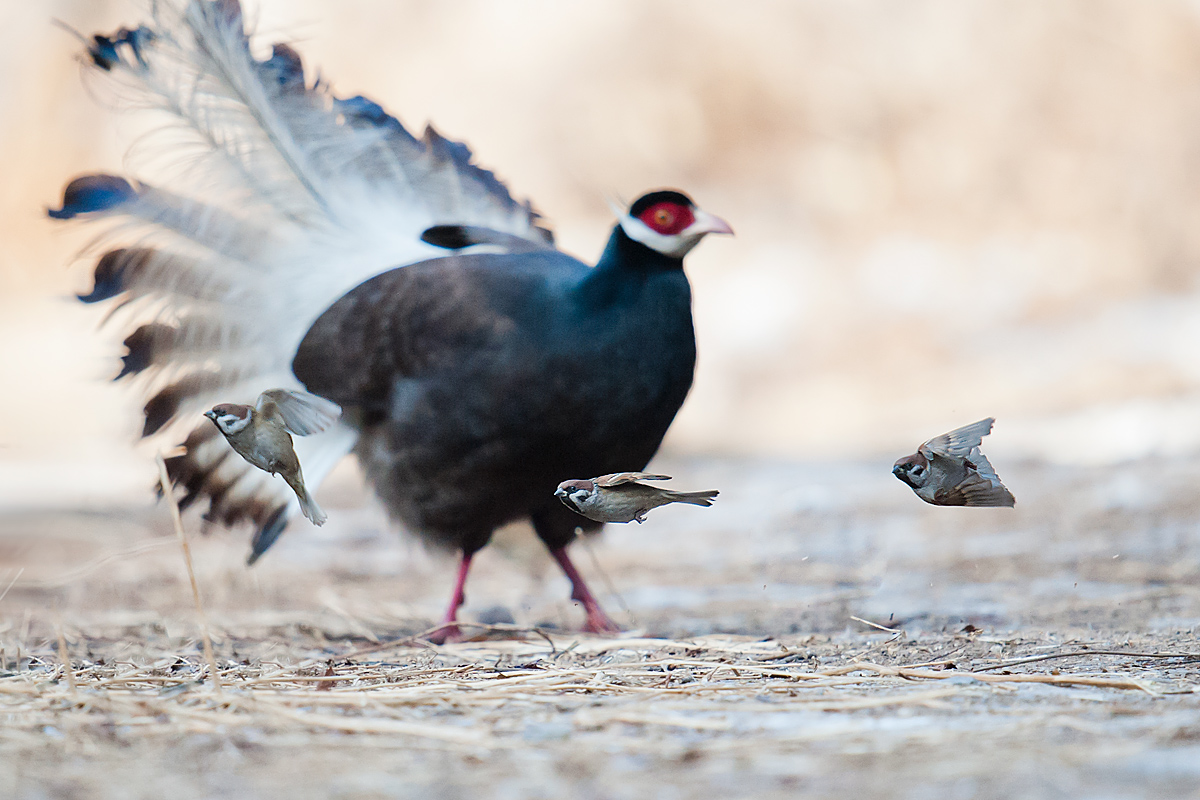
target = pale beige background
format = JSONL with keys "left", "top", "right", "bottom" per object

{"left": 5, "top": 1, "right": 1200, "bottom": 507}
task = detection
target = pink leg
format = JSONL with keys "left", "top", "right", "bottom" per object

{"left": 550, "top": 547, "right": 621, "bottom": 634}
{"left": 426, "top": 552, "right": 473, "bottom": 644}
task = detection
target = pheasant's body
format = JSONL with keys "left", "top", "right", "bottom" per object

{"left": 50, "top": 0, "right": 729, "bottom": 638}
{"left": 295, "top": 246, "right": 697, "bottom": 554}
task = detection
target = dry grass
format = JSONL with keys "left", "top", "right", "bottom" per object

{"left": 5, "top": 628, "right": 1196, "bottom": 748}
{"left": 2, "top": 455, "right": 1200, "bottom": 798}
{"left": 2, "top": 622, "right": 1198, "bottom": 799}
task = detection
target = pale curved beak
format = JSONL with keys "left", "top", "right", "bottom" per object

{"left": 689, "top": 208, "right": 735, "bottom": 237}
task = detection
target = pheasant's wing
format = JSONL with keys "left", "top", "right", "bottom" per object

{"left": 256, "top": 389, "right": 342, "bottom": 436}
{"left": 594, "top": 473, "right": 672, "bottom": 488}
{"left": 52, "top": 1, "right": 552, "bottom": 559}
{"left": 920, "top": 418, "right": 995, "bottom": 459}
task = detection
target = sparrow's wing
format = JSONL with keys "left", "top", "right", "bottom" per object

{"left": 920, "top": 418, "right": 995, "bottom": 459}
{"left": 933, "top": 451, "right": 1015, "bottom": 507}
{"left": 257, "top": 389, "right": 342, "bottom": 436}
{"left": 594, "top": 472, "right": 672, "bottom": 488}
{"left": 961, "top": 450, "right": 1016, "bottom": 507}
{"left": 943, "top": 474, "right": 1016, "bottom": 507}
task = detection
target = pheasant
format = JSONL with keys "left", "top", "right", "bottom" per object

{"left": 50, "top": 0, "right": 730, "bottom": 640}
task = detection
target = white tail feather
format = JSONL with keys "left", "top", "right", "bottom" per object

{"left": 57, "top": 0, "right": 551, "bottom": 551}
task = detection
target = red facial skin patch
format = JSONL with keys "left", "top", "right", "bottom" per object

{"left": 637, "top": 202, "right": 694, "bottom": 235}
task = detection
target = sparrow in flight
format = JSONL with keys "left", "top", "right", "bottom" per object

{"left": 555, "top": 472, "right": 719, "bottom": 524}
{"left": 892, "top": 418, "right": 1015, "bottom": 507}
{"left": 204, "top": 389, "right": 342, "bottom": 525}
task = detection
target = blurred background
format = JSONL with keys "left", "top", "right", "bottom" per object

{"left": 5, "top": 11, "right": 1200, "bottom": 793}
{"left": 6, "top": 0, "right": 1200, "bottom": 508}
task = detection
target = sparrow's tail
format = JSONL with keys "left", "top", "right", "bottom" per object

{"left": 666, "top": 490, "right": 720, "bottom": 508}
{"left": 283, "top": 471, "right": 326, "bottom": 528}
{"left": 50, "top": 0, "right": 551, "bottom": 560}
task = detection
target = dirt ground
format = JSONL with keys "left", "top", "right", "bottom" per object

{"left": 1, "top": 454, "right": 1199, "bottom": 799}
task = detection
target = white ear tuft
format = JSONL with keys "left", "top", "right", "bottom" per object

{"left": 219, "top": 414, "right": 252, "bottom": 434}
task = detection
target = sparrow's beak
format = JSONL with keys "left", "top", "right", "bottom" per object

{"left": 204, "top": 410, "right": 218, "bottom": 421}
{"left": 688, "top": 208, "right": 735, "bottom": 237}
{"left": 554, "top": 487, "right": 568, "bottom": 499}
{"left": 891, "top": 464, "right": 905, "bottom": 477}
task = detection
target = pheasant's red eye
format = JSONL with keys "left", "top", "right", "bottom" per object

{"left": 638, "top": 202, "right": 693, "bottom": 235}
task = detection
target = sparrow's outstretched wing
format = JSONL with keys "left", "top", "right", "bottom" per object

{"left": 256, "top": 389, "right": 341, "bottom": 436}
{"left": 920, "top": 418, "right": 995, "bottom": 459}
{"left": 962, "top": 449, "right": 1016, "bottom": 506}
{"left": 594, "top": 473, "right": 672, "bottom": 488}
{"left": 935, "top": 474, "right": 1016, "bottom": 507}
{"left": 931, "top": 449, "right": 1015, "bottom": 507}
{"left": 51, "top": 0, "right": 551, "bottom": 557}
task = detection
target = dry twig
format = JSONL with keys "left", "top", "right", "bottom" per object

{"left": 971, "top": 649, "right": 1200, "bottom": 672}
{"left": 53, "top": 614, "right": 75, "bottom": 694}
{"left": 155, "top": 453, "right": 222, "bottom": 694}
{"left": 850, "top": 615, "right": 902, "bottom": 634}
{"left": 0, "top": 568, "right": 23, "bottom": 606}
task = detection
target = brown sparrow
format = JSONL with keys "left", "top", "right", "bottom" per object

{"left": 893, "top": 418, "right": 1015, "bottom": 507}
{"left": 555, "top": 472, "right": 719, "bottom": 523}
{"left": 204, "top": 389, "right": 342, "bottom": 525}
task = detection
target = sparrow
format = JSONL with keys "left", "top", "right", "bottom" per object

{"left": 204, "top": 389, "right": 342, "bottom": 525}
{"left": 555, "top": 473, "right": 719, "bottom": 524}
{"left": 892, "top": 418, "right": 1015, "bottom": 507}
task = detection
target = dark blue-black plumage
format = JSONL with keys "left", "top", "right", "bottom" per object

{"left": 291, "top": 204, "right": 723, "bottom": 638}
{"left": 293, "top": 221, "right": 698, "bottom": 560}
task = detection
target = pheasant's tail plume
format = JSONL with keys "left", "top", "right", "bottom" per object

{"left": 670, "top": 490, "right": 719, "bottom": 508}
{"left": 53, "top": 0, "right": 550, "bottom": 559}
